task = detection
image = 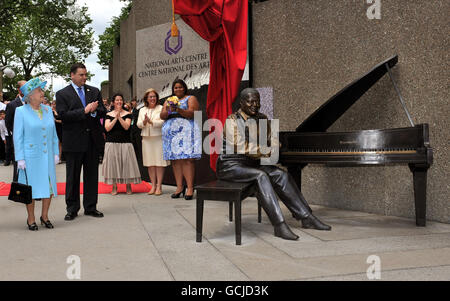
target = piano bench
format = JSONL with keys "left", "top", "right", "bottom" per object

{"left": 195, "top": 180, "right": 261, "bottom": 245}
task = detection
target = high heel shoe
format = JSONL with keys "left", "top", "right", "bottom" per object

{"left": 126, "top": 184, "right": 132, "bottom": 195}
{"left": 111, "top": 184, "right": 118, "bottom": 196}
{"left": 27, "top": 220, "right": 38, "bottom": 231}
{"left": 154, "top": 186, "right": 162, "bottom": 196}
{"left": 184, "top": 187, "right": 194, "bottom": 200}
{"left": 171, "top": 186, "right": 186, "bottom": 198}
{"left": 40, "top": 216, "right": 54, "bottom": 229}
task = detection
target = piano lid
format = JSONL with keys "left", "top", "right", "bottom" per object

{"left": 296, "top": 55, "right": 398, "bottom": 132}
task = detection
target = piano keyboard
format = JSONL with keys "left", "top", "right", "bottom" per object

{"left": 282, "top": 149, "right": 418, "bottom": 155}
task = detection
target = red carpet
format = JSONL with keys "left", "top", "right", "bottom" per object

{"left": 0, "top": 181, "right": 152, "bottom": 196}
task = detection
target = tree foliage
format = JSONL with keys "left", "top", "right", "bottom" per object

{"left": 0, "top": 0, "right": 94, "bottom": 81}
{"left": 0, "top": 0, "right": 30, "bottom": 66}
{"left": 0, "top": 0, "right": 30, "bottom": 35}
{"left": 97, "top": 0, "right": 132, "bottom": 69}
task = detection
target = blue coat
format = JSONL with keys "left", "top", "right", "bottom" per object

{"left": 14, "top": 104, "right": 59, "bottom": 199}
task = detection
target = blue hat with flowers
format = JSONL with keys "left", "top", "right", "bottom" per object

{"left": 20, "top": 77, "right": 47, "bottom": 98}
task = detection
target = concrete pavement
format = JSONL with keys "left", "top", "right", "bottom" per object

{"left": 0, "top": 163, "right": 449, "bottom": 281}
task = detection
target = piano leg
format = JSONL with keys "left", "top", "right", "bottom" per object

{"left": 287, "top": 164, "right": 312, "bottom": 214}
{"left": 287, "top": 165, "right": 305, "bottom": 191}
{"left": 409, "top": 164, "right": 429, "bottom": 227}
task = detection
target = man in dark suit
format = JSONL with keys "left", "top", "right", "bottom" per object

{"left": 129, "top": 98, "right": 148, "bottom": 181}
{"left": 56, "top": 63, "right": 106, "bottom": 221}
{"left": 129, "top": 97, "right": 141, "bottom": 158}
{"left": 5, "top": 80, "right": 26, "bottom": 180}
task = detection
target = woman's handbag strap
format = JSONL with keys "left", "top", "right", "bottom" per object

{"left": 19, "top": 168, "right": 29, "bottom": 185}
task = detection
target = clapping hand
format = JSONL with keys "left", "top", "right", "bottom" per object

{"left": 84, "top": 101, "right": 99, "bottom": 114}
{"left": 144, "top": 114, "right": 152, "bottom": 126}
{"left": 84, "top": 102, "right": 92, "bottom": 114}
{"left": 90, "top": 101, "right": 99, "bottom": 112}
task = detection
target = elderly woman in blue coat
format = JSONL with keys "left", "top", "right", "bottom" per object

{"left": 14, "top": 78, "right": 59, "bottom": 231}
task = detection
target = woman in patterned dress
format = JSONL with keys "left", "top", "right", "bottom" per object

{"left": 160, "top": 79, "right": 201, "bottom": 200}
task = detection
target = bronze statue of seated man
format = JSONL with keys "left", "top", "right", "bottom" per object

{"left": 216, "top": 88, "right": 331, "bottom": 241}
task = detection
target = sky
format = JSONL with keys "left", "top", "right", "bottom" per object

{"left": 50, "top": 0, "right": 127, "bottom": 95}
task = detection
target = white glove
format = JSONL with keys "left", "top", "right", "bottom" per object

{"left": 54, "top": 155, "right": 60, "bottom": 165}
{"left": 17, "top": 160, "right": 26, "bottom": 170}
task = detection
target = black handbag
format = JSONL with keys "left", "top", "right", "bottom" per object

{"left": 8, "top": 169, "right": 32, "bottom": 205}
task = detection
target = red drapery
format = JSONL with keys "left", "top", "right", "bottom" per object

{"left": 174, "top": 0, "right": 248, "bottom": 171}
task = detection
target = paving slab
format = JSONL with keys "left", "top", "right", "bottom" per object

{"left": 308, "top": 265, "right": 450, "bottom": 281}
{"left": 132, "top": 199, "right": 249, "bottom": 281}
{"left": 299, "top": 215, "right": 450, "bottom": 241}
{"left": 0, "top": 164, "right": 449, "bottom": 281}
{"left": 0, "top": 194, "right": 172, "bottom": 281}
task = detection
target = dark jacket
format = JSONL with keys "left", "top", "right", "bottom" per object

{"left": 55, "top": 84, "right": 106, "bottom": 152}
{"left": 5, "top": 96, "right": 23, "bottom": 135}
{"left": 130, "top": 107, "right": 141, "bottom": 134}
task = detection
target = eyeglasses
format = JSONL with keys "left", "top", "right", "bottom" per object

{"left": 148, "top": 96, "right": 157, "bottom": 99}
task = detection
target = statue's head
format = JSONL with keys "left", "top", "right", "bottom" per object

{"left": 240, "top": 88, "right": 260, "bottom": 116}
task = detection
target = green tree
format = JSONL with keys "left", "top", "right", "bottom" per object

{"left": 0, "top": 0, "right": 30, "bottom": 67}
{"left": 1, "top": 0, "right": 94, "bottom": 80}
{"left": 97, "top": 0, "right": 132, "bottom": 69}
{"left": 0, "top": 0, "right": 30, "bottom": 35}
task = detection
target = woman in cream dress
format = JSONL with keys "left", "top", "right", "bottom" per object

{"left": 137, "top": 88, "right": 168, "bottom": 195}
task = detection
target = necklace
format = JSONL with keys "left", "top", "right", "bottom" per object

{"left": 32, "top": 106, "right": 43, "bottom": 120}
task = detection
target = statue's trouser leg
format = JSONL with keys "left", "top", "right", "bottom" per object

{"left": 217, "top": 159, "right": 309, "bottom": 225}
{"left": 258, "top": 165, "right": 313, "bottom": 217}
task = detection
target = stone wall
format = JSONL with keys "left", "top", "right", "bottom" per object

{"left": 109, "top": 0, "right": 173, "bottom": 100}
{"left": 117, "top": 8, "right": 136, "bottom": 101}
{"left": 100, "top": 82, "right": 109, "bottom": 101}
{"left": 251, "top": 0, "right": 449, "bottom": 223}
{"left": 109, "top": 0, "right": 449, "bottom": 223}
{"left": 108, "top": 62, "right": 114, "bottom": 99}
{"left": 111, "top": 45, "right": 120, "bottom": 97}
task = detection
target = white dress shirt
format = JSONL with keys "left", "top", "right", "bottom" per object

{"left": 0, "top": 119, "right": 7, "bottom": 141}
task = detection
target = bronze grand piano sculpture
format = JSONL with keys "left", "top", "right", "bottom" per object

{"left": 279, "top": 55, "right": 433, "bottom": 226}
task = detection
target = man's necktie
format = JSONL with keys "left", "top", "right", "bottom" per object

{"left": 77, "top": 86, "right": 86, "bottom": 107}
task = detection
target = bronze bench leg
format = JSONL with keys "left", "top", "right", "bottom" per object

{"left": 258, "top": 200, "right": 262, "bottom": 223}
{"left": 235, "top": 199, "right": 241, "bottom": 245}
{"left": 196, "top": 197, "right": 204, "bottom": 242}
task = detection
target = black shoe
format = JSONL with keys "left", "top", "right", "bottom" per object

{"left": 274, "top": 222, "right": 299, "bottom": 240}
{"left": 171, "top": 186, "right": 186, "bottom": 199}
{"left": 84, "top": 210, "right": 104, "bottom": 218}
{"left": 301, "top": 214, "right": 331, "bottom": 231}
{"left": 4, "top": 161, "right": 10, "bottom": 166}
{"left": 27, "top": 220, "right": 38, "bottom": 231}
{"left": 40, "top": 216, "right": 54, "bottom": 229}
{"left": 64, "top": 212, "right": 78, "bottom": 221}
{"left": 184, "top": 188, "right": 194, "bottom": 200}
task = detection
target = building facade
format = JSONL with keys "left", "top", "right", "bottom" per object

{"left": 108, "top": 0, "right": 449, "bottom": 223}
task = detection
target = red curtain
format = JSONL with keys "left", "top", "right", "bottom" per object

{"left": 174, "top": 0, "right": 248, "bottom": 171}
